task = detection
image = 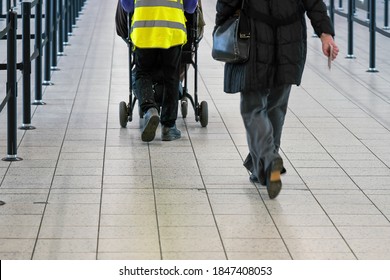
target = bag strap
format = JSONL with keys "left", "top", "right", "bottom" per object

{"left": 239, "top": 0, "right": 250, "bottom": 39}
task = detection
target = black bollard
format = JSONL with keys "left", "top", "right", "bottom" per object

{"left": 33, "top": 0, "right": 46, "bottom": 105}
{"left": 3, "top": 11, "right": 23, "bottom": 162}
{"left": 19, "top": 2, "right": 36, "bottom": 130}
{"left": 346, "top": 0, "right": 356, "bottom": 59}
{"left": 367, "top": 0, "right": 378, "bottom": 72}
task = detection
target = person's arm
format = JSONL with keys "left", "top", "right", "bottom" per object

{"left": 215, "top": 0, "right": 241, "bottom": 26}
{"left": 184, "top": 0, "right": 198, "bottom": 14}
{"left": 120, "top": 0, "right": 134, "bottom": 13}
{"left": 303, "top": 0, "right": 334, "bottom": 37}
{"left": 303, "top": 0, "right": 339, "bottom": 60}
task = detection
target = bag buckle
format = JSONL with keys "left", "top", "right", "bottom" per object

{"left": 239, "top": 32, "right": 250, "bottom": 39}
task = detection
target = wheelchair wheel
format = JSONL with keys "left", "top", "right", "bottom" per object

{"left": 119, "top": 101, "right": 128, "bottom": 128}
{"left": 199, "top": 100, "right": 208, "bottom": 127}
{"left": 181, "top": 98, "right": 188, "bottom": 118}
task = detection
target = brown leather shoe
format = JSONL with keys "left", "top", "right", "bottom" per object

{"left": 266, "top": 158, "right": 283, "bottom": 199}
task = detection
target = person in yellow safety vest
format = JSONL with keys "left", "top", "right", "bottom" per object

{"left": 121, "top": 0, "right": 198, "bottom": 142}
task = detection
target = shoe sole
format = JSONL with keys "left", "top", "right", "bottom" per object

{"left": 141, "top": 115, "right": 159, "bottom": 142}
{"left": 267, "top": 158, "right": 283, "bottom": 199}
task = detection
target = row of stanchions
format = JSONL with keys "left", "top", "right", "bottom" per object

{"left": 0, "top": 0, "right": 87, "bottom": 162}
{"left": 329, "top": 0, "right": 390, "bottom": 72}
{"left": 1, "top": 0, "right": 388, "bottom": 164}
{"left": 335, "top": 0, "right": 389, "bottom": 30}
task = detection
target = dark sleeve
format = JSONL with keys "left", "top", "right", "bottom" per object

{"left": 120, "top": 0, "right": 134, "bottom": 13}
{"left": 184, "top": 0, "right": 198, "bottom": 13}
{"left": 215, "top": 0, "right": 242, "bottom": 26}
{"left": 303, "top": 0, "right": 335, "bottom": 36}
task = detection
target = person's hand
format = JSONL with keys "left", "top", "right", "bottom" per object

{"left": 320, "top": 33, "right": 339, "bottom": 60}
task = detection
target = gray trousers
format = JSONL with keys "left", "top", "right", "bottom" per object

{"left": 241, "top": 84, "right": 291, "bottom": 180}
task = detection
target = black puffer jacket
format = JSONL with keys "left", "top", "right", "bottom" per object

{"left": 215, "top": 0, "right": 334, "bottom": 92}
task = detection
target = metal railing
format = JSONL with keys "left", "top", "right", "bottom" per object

{"left": 328, "top": 0, "right": 390, "bottom": 72}
{"left": 0, "top": 0, "right": 87, "bottom": 162}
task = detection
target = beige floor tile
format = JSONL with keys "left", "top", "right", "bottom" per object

{"left": 1, "top": 0, "right": 390, "bottom": 261}
{"left": 98, "top": 238, "right": 160, "bottom": 253}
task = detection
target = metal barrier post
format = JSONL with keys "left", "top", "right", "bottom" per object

{"left": 20, "top": 1, "right": 36, "bottom": 130}
{"left": 68, "top": 0, "right": 73, "bottom": 36}
{"left": 385, "top": 0, "right": 389, "bottom": 30}
{"left": 346, "top": 0, "right": 356, "bottom": 58}
{"left": 64, "top": 0, "right": 70, "bottom": 44}
{"left": 51, "top": 0, "right": 59, "bottom": 70}
{"left": 3, "top": 10, "right": 23, "bottom": 162}
{"left": 58, "top": 0, "right": 65, "bottom": 55}
{"left": 365, "top": 0, "right": 370, "bottom": 22}
{"left": 72, "top": 0, "right": 76, "bottom": 27}
{"left": 338, "top": 0, "right": 343, "bottom": 10}
{"left": 33, "top": 0, "right": 46, "bottom": 105}
{"left": 367, "top": 0, "right": 378, "bottom": 72}
{"left": 79, "top": 0, "right": 83, "bottom": 15}
{"left": 43, "top": 0, "right": 53, "bottom": 85}
{"left": 75, "top": 0, "right": 79, "bottom": 19}
{"left": 329, "top": 0, "right": 335, "bottom": 25}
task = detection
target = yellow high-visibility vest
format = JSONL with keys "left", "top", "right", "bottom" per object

{"left": 130, "top": 0, "right": 187, "bottom": 49}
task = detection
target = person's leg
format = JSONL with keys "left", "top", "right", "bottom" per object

{"left": 159, "top": 46, "right": 182, "bottom": 141}
{"left": 240, "top": 90, "right": 277, "bottom": 179}
{"left": 240, "top": 89, "right": 283, "bottom": 198}
{"left": 267, "top": 85, "right": 292, "bottom": 152}
{"left": 134, "top": 48, "right": 159, "bottom": 113}
{"left": 267, "top": 84, "right": 292, "bottom": 174}
{"left": 134, "top": 48, "right": 160, "bottom": 142}
{"left": 160, "top": 46, "right": 181, "bottom": 127}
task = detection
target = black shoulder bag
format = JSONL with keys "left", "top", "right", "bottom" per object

{"left": 212, "top": 0, "right": 250, "bottom": 64}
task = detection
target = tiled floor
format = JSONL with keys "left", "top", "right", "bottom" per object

{"left": 1, "top": 0, "right": 390, "bottom": 260}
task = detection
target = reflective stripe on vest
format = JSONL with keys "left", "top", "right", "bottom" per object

{"left": 131, "top": 0, "right": 187, "bottom": 49}
{"left": 136, "top": 0, "right": 183, "bottom": 9}
{"left": 132, "top": 20, "right": 186, "bottom": 31}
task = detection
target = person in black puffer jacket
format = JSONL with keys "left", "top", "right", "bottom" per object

{"left": 214, "top": 0, "right": 339, "bottom": 199}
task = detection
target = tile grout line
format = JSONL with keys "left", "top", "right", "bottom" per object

{"left": 95, "top": 0, "right": 116, "bottom": 261}
{"left": 183, "top": 118, "right": 229, "bottom": 260}
{"left": 148, "top": 143, "right": 164, "bottom": 260}
{"left": 28, "top": 0, "right": 100, "bottom": 259}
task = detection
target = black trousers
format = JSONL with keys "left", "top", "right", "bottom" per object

{"left": 134, "top": 46, "right": 181, "bottom": 127}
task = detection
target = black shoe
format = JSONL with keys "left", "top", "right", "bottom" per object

{"left": 141, "top": 108, "right": 159, "bottom": 142}
{"left": 266, "top": 158, "right": 283, "bottom": 199}
{"left": 249, "top": 174, "right": 266, "bottom": 186}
